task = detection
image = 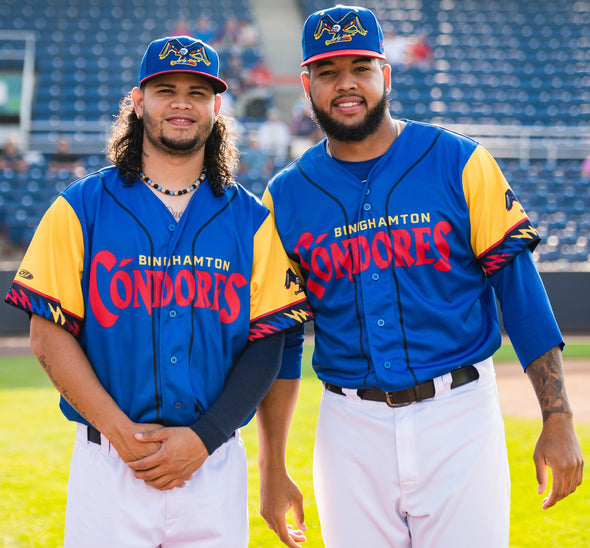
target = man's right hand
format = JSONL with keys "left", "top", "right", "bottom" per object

{"left": 260, "top": 467, "right": 307, "bottom": 547}
{"left": 107, "top": 422, "right": 165, "bottom": 463}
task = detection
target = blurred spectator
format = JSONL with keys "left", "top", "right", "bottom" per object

{"left": 47, "top": 136, "right": 85, "bottom": 178}
{"left": 257, "top": 109, "right": 291, "bottom": 164}
{"left": 290, "top": 94, "right": 320, "bottom": 140}
{"left": 406, "top": 33, "right": 434, "bottom": 67}
{"left": 238, "top": 18, "right": 260, "bottom": 48}
{"left": 213, "top": 17, "right": 241, "bottom": 51}
{"left": 581, "top": 155, "right": 590, "bottom": 178}
{"left": 240, "top": 131, "right": 273, "bottom": 178}
{"left": 383, "top": 29, "right": 408, "bottom": 67}
{"left": 171, "top": 17, "right": 191, "bottom": 36}
{"left": 238, "top": 131, "right": 277, "bottom": 197}
{"left": 218, "top": 89, "right": 236, "bottom": 116}
{"left": 247, "top": 59, "right": 272, "bottom": 88}
{"left": 193, "top": 15, "right": 216, "bottom": 43}
{"left": 0, "top": 135, "right": 28, "bottom": 172}
{"left": 289, "top": 95, "right": 323, "bottom": 158}
{"left": 223, "top": 54, "right": 250, "bottom": 97}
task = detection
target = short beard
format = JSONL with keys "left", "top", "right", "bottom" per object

{"left": 143, "top": 110, "right": 211, "bottom": 157}
{"left": 310, "top": 86, "right": 389, "bottom": 142}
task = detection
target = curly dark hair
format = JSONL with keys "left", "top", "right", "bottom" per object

{"left": 106, "top": 93, "right": 239, "bottom": 196}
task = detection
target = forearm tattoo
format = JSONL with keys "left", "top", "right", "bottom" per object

{"left": 38, "top": 353, "right": 90, "bottom": 423}
{"left": 526, "top": 349, "right": 573, "bottom": 421}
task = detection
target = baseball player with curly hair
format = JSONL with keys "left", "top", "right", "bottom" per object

{"left": 257, "top": 6, "right": 583, "bottom": 548}
{"left": 5, "top": 35, "right": 311, "bottom": 547}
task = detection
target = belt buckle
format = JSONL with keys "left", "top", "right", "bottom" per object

{"left": 384, "top": 392, "right": 411, "bottom": 408}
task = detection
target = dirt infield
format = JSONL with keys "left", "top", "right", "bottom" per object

{"left": 1, "top": 336, "right": 589, "bottom": 423}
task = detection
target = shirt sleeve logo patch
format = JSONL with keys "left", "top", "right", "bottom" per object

{"left": 285, "top": 268, "right": 305, "bottom": 295}
{"left": 505, "top": 189, "right": 518, "bottom": 211}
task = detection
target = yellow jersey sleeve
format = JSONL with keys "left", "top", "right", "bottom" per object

{"left": 248, "top": 211, "right": 311, "bottom": 340}
{"left": 6, "top": 196, "right": 85, "bottom": 336}
{"left": 463, "top": 145, "right": 540, "bottom": 276}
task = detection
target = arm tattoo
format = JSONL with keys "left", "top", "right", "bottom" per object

{"left": 526, "top": 349, "right": 573, "bottom": 421}
{"left": 38, "top": 353, "right": 91, "bottom": 423}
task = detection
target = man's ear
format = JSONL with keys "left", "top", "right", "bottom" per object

{"left": 301, "top": 71, "right": 311, "bottom": 101}
{"left": 382, "top": 63, "right": 392, "bottom": 93}
{"left": 214, "top": 94, "right": 222, "bottom": 117}
{"left": 131, "top": 86, "right": 144, "bottom": 119}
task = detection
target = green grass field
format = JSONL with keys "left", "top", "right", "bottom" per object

{"left": 0, "top": 343, "right": 588, "bottom": 547}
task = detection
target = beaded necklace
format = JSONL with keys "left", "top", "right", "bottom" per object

{"left": 140, "top": 169, "right": 206, "bottom": 196}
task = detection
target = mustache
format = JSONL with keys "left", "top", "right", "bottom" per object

{"left": 309, "top": 86, "right": 390, "bottom": 143}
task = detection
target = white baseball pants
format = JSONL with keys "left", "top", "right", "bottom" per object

{"left": 64, "top": 425, "right": 248, "bottom": 548}
{"left": 313, "top": 358, "right": 510, "bottom": 548}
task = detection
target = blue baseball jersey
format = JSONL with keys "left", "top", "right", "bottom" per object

{"left": 263, "top": 121, "right": 540, "bottom": 391}
{"left": 6, "top": 166, "right": 312, "bottom": 426}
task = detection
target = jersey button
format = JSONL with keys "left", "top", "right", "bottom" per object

{"left": 169, "top": 310, "right": 177, "bottom": 318}
{"left": 365, "top": 188, "right": 371, "bottom": 195}
{"left": 384, "top": 361, "right": 391, "bottom": 369}
{"left": 174, "top": 401, "right": 183, "bottom": 409}
{"left": 363, "top": 203, "right": 371, "bottom": 211}
{"left": 377, "top": 319, "right": 385, "bottom": 327}
{"left": 170, "top": 356, "right": 178, "bottom": 364}
{"left": 372, "top": 273, "right": 380, "bottom": 281}
{"left": 168, "top": 224, "right": 176, "bottom": 232}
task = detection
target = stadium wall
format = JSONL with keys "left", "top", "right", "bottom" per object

{"left": 1, "top": 269, "right": 589, "bottom": 336}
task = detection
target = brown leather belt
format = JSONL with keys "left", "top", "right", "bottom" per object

{"left": 324, "top": 365, "right": 480, "bottom": 408}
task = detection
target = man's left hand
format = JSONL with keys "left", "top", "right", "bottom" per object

{"left": 533, "top": 412, "right": 584, "bottom": 509}
{"left": 128, "top": 427, "right": 209, "bottom": 490}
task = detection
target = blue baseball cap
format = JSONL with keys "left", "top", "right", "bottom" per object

{"left": 138, "top": 35, "right": 228, "bottom": 93}
{"left": 301, "top": 5, "right": 386, "bottom": 67}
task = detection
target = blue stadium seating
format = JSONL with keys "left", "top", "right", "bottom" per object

{"left": 0, "top": 0, "right": 589, "bottom": 265}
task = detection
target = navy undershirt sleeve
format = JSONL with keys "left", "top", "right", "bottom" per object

{"left": 277, "top": 324, "right": 305, "bottom": 379}
{"left": 190, "top": 331, "right": 285, "bottom": 454}
{"left": 489, "top": 248, "right": 563, "bottom": 370}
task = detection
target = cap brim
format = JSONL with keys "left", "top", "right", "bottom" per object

{"left": 301, "top": 49, "right": 386, "bottom": 67}
{"left": 139, "top": 69, "right": 228, "bottom": 93}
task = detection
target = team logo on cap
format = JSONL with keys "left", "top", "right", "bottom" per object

{"left": 159, "top": 38, "right": 211, "bottom": 67}
{"left": 314, "top": 11, "right": 367, "bottom": 46}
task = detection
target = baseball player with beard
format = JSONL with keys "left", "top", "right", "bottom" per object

{"left": 257, "top": 6, "right": 583, "bottom": 548}
{"left": 5, "top": 35, "right": 311, "bottom": 547}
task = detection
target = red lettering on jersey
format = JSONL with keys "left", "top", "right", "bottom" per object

{"left": 111, "top": 270, "right": 133, "bottom": 308}
{"left": 311, "top": 246, "right": 333, "bottom": 281}
{"left": 294, "top": 223, "right": 454, "bottom": 299}
{"left": 89, "top": 250, "right": 119, "bottom": 327}
{"left": 295, "top": 232, "right": 329, "bottom": 299}
{"left": 133, "top": 271, "right": 154, "bottom": 313}
{"left": 330, "top": 240, "right": 353, "bottom": 281}
{"left": 160, "top": 273, "right": 174, "bottom": 307}
{"left": 391, "top": 229, "right": 415, "bottom": 267}
{"left": 348, "top": 236, "right": 371, "bottom": 274}
{"left": 372, "top": 231, "right": 393, "bottom": 269}
{"left": 294, "top": 232, "right": 314, "bottom": 272}
{"left": 413, "top": 227, "right": 436, "bottom": 266}
{"left": 89, "top": 252, "right": 250, "bottom": 326}
{"left": 194, "top": 270, "right": 212, "bottom": 308}
{"left": 175, "top": 269, "right": 196, "bottom": 307}
{"left": 433, "top": 220, "right": 452, "bottom": 271}
{"left": 211, "top": 273, "right": 227, "bottom": 311}
{"left": 133, "top": 270, "right": 152, "bottom": 313}
{"left": 220, "top": 272, "right": 247, "bottom": 323}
